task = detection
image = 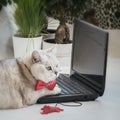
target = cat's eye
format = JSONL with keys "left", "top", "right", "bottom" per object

{"left": 46, "top": 66, "right": 52, "bottom": 71}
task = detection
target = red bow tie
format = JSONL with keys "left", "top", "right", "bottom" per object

{"left": 35, "top": 80, "right": 56, "bottom": 91}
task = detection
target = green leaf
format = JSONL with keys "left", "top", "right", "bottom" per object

{"left": 14, "top": 0, "right": 46, "bottom": 37}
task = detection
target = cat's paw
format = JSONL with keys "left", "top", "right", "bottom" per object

{"left": 53, "top": 86, "right": 61, "bottom": 95}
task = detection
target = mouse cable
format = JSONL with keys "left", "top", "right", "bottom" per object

{"left": 55, "top": 101, "right": 82, "bottom": 107}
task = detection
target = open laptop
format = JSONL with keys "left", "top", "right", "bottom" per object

{"left": 37, "top": 19, "right": 109, "bottom": 103}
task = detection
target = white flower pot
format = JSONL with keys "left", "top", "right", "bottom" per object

{"left": 13, "top": 36, "right": 42, "bottom": 58}
{"left": 42, "top": 39, "right": 72, "bottom": 57}
{"left": 42, "top": 39, "right": 72, "bottom": 67}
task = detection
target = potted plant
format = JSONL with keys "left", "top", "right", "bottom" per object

{"left": 3, "top": 0, "right": 46, "bottom": 58}
{"left": 42, "top": 0, "right": 91, "bottom": 66}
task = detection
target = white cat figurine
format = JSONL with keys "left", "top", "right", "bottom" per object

{"left": 0, "top": 48, "right": 61, "bottom": 109}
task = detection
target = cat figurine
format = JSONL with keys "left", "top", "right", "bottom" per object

{"left": 0, "top": 48, "right": 61, "bottom": 109}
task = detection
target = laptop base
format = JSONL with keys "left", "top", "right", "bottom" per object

{"left": 37, "top": 74, "right": 98, "bottom": 104}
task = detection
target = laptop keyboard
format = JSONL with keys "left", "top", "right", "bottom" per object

{"left": 57, "top": 74, "right": 93, "bottom": 95}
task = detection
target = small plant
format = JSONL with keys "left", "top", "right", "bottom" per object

{"left": 45, "top": 0, "right": 91, "bottom": 44}
{"left": 14, "top": 0, "right": 46, "bottom": 38}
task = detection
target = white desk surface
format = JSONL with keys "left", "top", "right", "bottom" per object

{"left": 0, "top": 19, "right": 120, "bottom": 120}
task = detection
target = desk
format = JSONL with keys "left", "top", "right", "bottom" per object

{"left": 0, "top": 29, "right": 120, "bottom": 120}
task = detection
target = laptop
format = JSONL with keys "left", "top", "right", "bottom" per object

{"left": 37, "top": 19, "right": 109, "bottom": 103}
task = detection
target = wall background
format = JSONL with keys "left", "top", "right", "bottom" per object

{"left": 89, "top": 0, "right": 120, "bottom": 29}
{"left": 77, "top": 0, "right": 120, "bottom": 29}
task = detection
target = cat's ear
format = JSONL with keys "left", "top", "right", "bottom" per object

{"left": 45, "top": 45, "right": 57, "bottom": 55}
{"left": 32, "top": 50, "right": 42, "bottom": 63}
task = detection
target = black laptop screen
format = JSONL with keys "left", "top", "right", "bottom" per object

{"left": 71, "top": 20, "right": 108, "bottom": 88}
